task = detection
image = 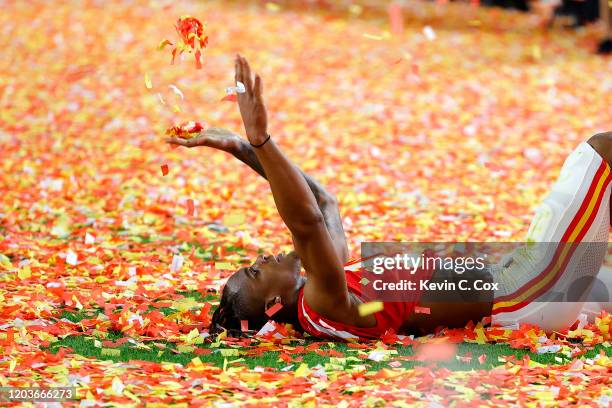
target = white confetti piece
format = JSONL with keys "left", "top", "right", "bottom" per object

{"left": 226, "top": 81, "right": 247, "bottom": 96}
{"left": 84, "top": 232, "right": 95, "bottom": 245}
{"left": 367, "top": 350, "right": 387, "bottom": 362}
{"left": 66, "top": 250, "right": 78, "bottom": 266}
{"left": 235, "top": 81, "right": 246, "bottom": 94}
{"left": 170, "top": 254, "right": 184, "bottom": 273}
{"left": 169, "top": 84, "right": 184, "bottom": 100}
{"left": 423, "top": 26, "right": 436, "bottom": 41}
{"left": 536, "top": 345, "right": 561, "bottom": 354}
{"left": 111, "top": 377, "right": 125, "bottom": 395}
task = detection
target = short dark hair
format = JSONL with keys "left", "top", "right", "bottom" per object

{"left": 209, "top": 285, "right": 267, "bottom": 337}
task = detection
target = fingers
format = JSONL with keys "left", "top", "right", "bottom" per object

{"left": 234, "top": 56, "right": 241, "bottom": 85}
{"left": 240, "top": 56, "right": 254, "bottom": 96}
{"left": 165, "top": 137, "right": 196, "bottom": 147}
{"left": 253, "top": 74, "right": 263, "bottom": 102}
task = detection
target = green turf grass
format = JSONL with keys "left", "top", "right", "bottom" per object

{"left": 50, "top": 292, "right": 612, "bottom": 372}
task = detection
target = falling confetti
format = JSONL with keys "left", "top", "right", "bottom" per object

{"left": 162, "top": 15, "right": 208, "bottom": 69}
{"left": 358, "top": 301, "right": 384, "bottom": 316}
{"left": 2, "top": 1, "right": 611, "bottom": 406}
{"left": 144, "top": 72, "right": 152, "bottom": 89}
{"left": 160, "top": 164, "right": 169, "bottom": 176}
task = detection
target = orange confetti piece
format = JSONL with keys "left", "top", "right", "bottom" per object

{"left": 415, "top": 342, "right": 457, "bottom": 362}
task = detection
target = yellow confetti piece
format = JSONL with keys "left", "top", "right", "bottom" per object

{"left": 532, "top": 45, "right": 541, "bottom": 60}
{"left": 101, "top": 348, "right": 121, "bottom": 356}
{"left": 294, "top": 363, "right": 309, "bottom": 377}
{"left": 215, "top": 262, "right": 233, "bottom": 270}
{"left": 223, "top": 213, "right": 246, "bottom": 226}
{"left": 17, "top": 266, "right": 31, "bottom": 279}
{"left": 265, "top": 2, "right": 280, "bottom": 12}
{"left": 358, "top": 301, "right": 383, "bottom": 316}
{"left": 363, "top": 33, "right": 385, "bottom": 41}
{"left": 177, "top": 344, "right": 195, "bottom": 353}
{"left": 348, "top": 4, "right": 363, "bottom": 15}
{"left": 144, "top": 72, "right": 152, "bottom": 89}
{"left": 219, "top": 348, "right": 240, "bottom": 357}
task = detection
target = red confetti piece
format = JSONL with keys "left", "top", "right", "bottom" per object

{"left": 388, "top": 3, "right": 404, "bottom": 36}
{"left": 195, "top": 49, "right": 202, "bottom": 69}
{"left": 221, "top": 94, "right": 237, "bottom": 102}
{"left": 240, "top": 320, "right": 249, "bottom": 332}
{"left": 165, "top": 16, "right": 208, "bottom": 69}
{"left": 415, "top": 342, "right": 457, "bottom": 362}
{"left": 414, "top": 306, "right": 430, "bottom": 314}
{"left": 265, "top": 302, "right": 283, "bottom": 317}
{"left": 165, "top": 121, "right": 204, "bottom": 139}
{"left": 160, "top": 164, "right": 169, "bottom": 176}
{"left": 186, "top": 199, "right": 195, "bottom": 216}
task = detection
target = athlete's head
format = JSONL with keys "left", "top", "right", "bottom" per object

{"left": 209, "top": 251, "right": 305, "bottom": 335}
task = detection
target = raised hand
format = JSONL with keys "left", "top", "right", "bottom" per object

{"left": 165, "top": 127, "right": 241, "bottom": 152}
{"left": 234, "top": 55, "right": 268, "bottom": 146}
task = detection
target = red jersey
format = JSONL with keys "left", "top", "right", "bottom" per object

{"left": 297, "top": 259, "right": 417, "bottom": 340}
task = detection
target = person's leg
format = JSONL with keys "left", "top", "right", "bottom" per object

{"left": 581, "top": 264, "right": 612, "bottom": 320}
{"left": 597, "top": 0, "right": 612, "bottom": 54}
{"left": 492, "top": 134, "right": 611, "bottom": 332}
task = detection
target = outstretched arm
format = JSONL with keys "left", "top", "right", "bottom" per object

{"left": 232, "top": 138, "right": 348, "bottom": 262}
{"left": 232, "top": 54, "right": 350, "bottom": 304}
{"left": 167, "top": 127, "right": 348, "bottom": 263}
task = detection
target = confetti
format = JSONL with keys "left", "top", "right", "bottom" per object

{"left": 240, "top": 320, "right": 249, "bottom": 332}
{"left": 423, "top": 26, "right": 436, "bottom": 41}
{"left": 221, "top": 94, "right": 237, "bottom": 102}
{"left": 144, "top": 72, "right": 152, "bottom": 89}
{"left": 3, "top": 2, "right": 611, "bottom": 406}
{"left": 414, "top": 306, "right": 431, "bottom": 314}
{"left": 168, "top": 84, "right": 184, "bottom": 100}
{"left": 416, "top": 342, "right": 457, "bottom": 362}
{"left": 165, "top": 121, "right": 204, "bottom": 139}
{"left": 170, "top": 254, "right": 184, "bottom": 273}
{"left": 186, "top": 198, "right": 195, "bottom": 216}
{"left": 165, "top": 15, "right": 208, "bottom": 69}
{"left": 65, "top": 250, "right": 78, "bottom": 266}
{"left": 222, "top": 213, "right": 246, "bottom": 226}
{"left": 358, "top": 301, "right": 384, "bottom": 317}
{"left": 160, "top": 164, "right": 169, "bottom": 176}
{"left": 215, "top": 262, "right": 233, "bottom": 270}
{"left": 84, "top": 233, "right": 95, "bottom": 245}
{"left": 265, "top": 302, "right": 283, "bottom": 317}
{"left": 388, "top": 3, "right": 404, "bottom": 36}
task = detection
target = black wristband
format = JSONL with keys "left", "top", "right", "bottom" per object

{"left": 250, "top": 134, "right": 271, "bottom": 148}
